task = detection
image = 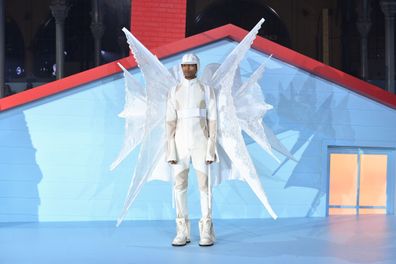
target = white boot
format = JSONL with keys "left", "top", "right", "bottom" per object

{"left": 199, "top": 217, "right": 215, "bottom": 246}
{"left": 172, "top": 218, "right": 190, "bottom": 246}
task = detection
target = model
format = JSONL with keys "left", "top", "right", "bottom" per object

{"left": 111, "top": 18, "right": 294, "bottom": 246}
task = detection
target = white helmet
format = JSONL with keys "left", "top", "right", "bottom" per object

{"left": 181, "top": 53, "right": 200, "bottom": 71}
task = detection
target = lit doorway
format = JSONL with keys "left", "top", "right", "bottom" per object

{"left": 327, "top": 147, "right": 395, "bottom": 215}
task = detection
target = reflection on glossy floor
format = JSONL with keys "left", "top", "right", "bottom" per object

{"left": 1, "top": 216, "right": 395, "bottom": 264}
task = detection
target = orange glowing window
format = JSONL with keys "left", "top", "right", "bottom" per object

{"left": 328, "top": 152, "right": 387, "bottom": 215}
{"left": 329, "top": 154, "right": 358, "bottom": 207}
{"left": 359, "top": 154, "right": 387, "bottom": 207}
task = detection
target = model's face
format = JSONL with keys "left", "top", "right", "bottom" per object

{"left": 181, "top": 64, "right": 197, "bottom": 80}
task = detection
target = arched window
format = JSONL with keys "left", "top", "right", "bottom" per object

{"left": 187, "top": 0, "right": 291, "bottom": 48}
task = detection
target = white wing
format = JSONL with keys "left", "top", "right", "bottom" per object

{"left": 206, "top": 19, "right": 278, "bottom": 219}
{"left": 202, "top": 59, "right": 294, "bottom": 162}
{"left": 110, "top": 63, "right": 146, "bottom": 170}
{"left": 214, "top": 70, "right": 278, "bottom": 219}
{"left": 115, "top": 28, "right": 177, "bottom": 226}
{"left": 234, "top": 56, "right": 295, "bottom": 162}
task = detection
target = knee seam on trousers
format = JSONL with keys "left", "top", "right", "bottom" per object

{"left": 174, "top": 169, "right": 189, "bottom": 190}
{"left": 196, "top": 170, "right": 208, "bottom": 192}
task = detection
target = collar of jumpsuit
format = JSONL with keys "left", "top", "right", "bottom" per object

{"left": 182, "top": 77, "right": 198, "bottom": 85}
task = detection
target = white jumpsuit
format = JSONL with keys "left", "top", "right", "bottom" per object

{"left": 166, "top": 77, "right": 217, "bottom": 220}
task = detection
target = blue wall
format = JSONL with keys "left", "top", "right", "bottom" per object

{"left": 1, "top": 39, "right": 396, "bottom": 222}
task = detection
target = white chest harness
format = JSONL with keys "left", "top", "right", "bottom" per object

{"left": 172, "top": 83, "right": 211, "bottom": 120}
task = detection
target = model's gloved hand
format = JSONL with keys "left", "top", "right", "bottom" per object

{"left": 169, "top": 160, "right": 177, "bottom": 164}
{"left": 206, "top": 160, "right": 213, "bottom": 165}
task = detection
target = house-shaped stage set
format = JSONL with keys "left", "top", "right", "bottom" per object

{"left": 1, "top": 24, "right": 396, "bottom": 224}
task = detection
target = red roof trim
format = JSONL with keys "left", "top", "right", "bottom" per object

{"left": 1, "top": 24, "right": 395, "bottom": 111}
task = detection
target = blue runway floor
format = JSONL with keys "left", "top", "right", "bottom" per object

{"left": 1, "top": 216, "right": 395, "bottom": 264}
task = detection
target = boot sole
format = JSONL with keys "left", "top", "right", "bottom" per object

{"left": 199, "top": 243, "right": 214, "bottom": 247}
{"left": 172, "top": 240, "right": 190, "bottom": 246}
{"left": 172, "top": 243, "right": 187, "bottom": 247}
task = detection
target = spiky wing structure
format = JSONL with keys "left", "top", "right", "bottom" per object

{"left": 201, "top": 19, "right": 277, "bottom": 219}
{"left": 202, "top": 60, "right": 294, "bottom": 163}
{"left": 112, "top": 19, "right": 297, "bottom": 224}
{"left": 115, "top": 28, "right": 178, "bottom": 226}
{"left": 110, "top": 63, "right": 146, "bottom": 170}
{"left": 234, "top": 56, "right": 295, "bottom": 162}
